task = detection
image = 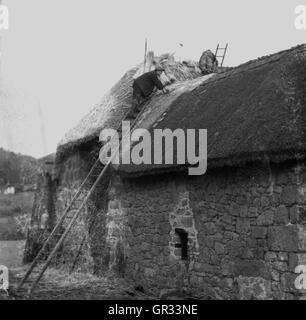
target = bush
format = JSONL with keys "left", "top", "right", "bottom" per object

{"left": 0, "top": 192, "right": 34, "bottom": 239}
{"left": 0, "top": 206, "right": 16, "bottom": 217}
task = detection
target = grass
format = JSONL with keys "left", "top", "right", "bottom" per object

{"left": 0, "top": 192, "right": 34, "bottom": 240}
{"left": 0, "top": 240, "right": 25, "bottom": 268}
{"left": 0, "top": 193, "right": 34, "bottom": 217}
{"left": 7, "top": 266, "right": 154, "bottom": 300}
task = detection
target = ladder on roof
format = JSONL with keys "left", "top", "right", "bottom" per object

{"left": 215, "top": 43, "right": 228, "bottom": 67}
{"left": 16, "top": 103, "right": 146, "bottom": 298}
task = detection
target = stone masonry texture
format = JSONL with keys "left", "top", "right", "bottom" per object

{"left": 33, "top": 153, "right": 306, "bottom": 300}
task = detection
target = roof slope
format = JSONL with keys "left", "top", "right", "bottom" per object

{"left": 117, "top": 44, "right": 306, "bottom": 175}
{"left": 57, "top": 54, "right": 202, "bottom": 159}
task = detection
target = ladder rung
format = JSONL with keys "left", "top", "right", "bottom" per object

{"left": 215, "top": 43, "right": 228, "bottom": 68}
{"left": 17, "top": 94, "right": 148, "bottom": 297}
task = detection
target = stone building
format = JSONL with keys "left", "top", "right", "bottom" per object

{"left": 27, "top": 45, "right": 306, "bottom": 299}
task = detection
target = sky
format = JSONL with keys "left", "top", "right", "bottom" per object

{"left": 0, "top": 0, "right": 305, "bottom": 158}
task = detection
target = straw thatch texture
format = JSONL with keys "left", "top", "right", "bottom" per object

{"left": 56, "top": 45, "right": 306, "bottom": 177}
{"left": 56, "top": 54, "right": 203, "bottom": 163}
{"left": 117, "top": 44, "right": 306, "bottom": 176}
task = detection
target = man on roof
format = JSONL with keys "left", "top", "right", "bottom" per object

{"left": 128, "top": 66, "right": 170, "bottom": 119}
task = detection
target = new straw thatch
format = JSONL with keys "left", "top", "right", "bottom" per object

{"left": 56, "top": 53, "right": 203, "bottom": 164}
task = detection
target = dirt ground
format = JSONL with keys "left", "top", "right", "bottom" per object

{"left": 1, "top": 266, "right": 155, "bottom": 300}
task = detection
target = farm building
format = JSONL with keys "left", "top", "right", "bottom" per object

{"left": 26, "top": 44, "right": 306, "bottom": 299}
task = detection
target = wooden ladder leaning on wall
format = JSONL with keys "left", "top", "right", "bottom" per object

{"left": 16, "top": 99, "right": 148, "bottom": 298}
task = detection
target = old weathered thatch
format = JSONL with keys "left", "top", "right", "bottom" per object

{"left": 117, "top": 44, "right": 306, "bottom": 176}
{"left": 56, "top": 44, "right": 306, "bottom": 177}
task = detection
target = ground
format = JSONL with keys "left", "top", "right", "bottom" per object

{"left": 1, "top": 266, "right": 155, "bottom": 300}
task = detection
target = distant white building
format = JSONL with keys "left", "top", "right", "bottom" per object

{"left": 4, "top": 185, "right": 15, "bottom": 195}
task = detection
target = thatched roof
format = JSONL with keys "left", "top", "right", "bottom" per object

{"left": 116, "top": 44, "right": 306, "bottom": 176}
{"left": 56, "top": 44, "right": 306, "bottom": 178}
{"left": 56, "top": 53, "right": 203, "bottom": 162}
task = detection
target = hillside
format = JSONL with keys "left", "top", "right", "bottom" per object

{"left": 0, "top": 148, "right": 41, "bottom": 191}
{"left": 0, "top": 148, "right": 41, "bottom": 243}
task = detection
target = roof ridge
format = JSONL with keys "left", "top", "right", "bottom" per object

{"left": 201, "top": 43, "right": 306, "bottom": 87}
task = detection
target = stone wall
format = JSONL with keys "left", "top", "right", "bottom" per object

{"left": 100, "top": 160, "right": 306, "bottom": 299}
{"left": 38, "top": 151, "right": 306, "bottom": 300}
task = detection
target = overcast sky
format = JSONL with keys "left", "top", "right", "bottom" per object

{"left": 0, "top": 0, "right": 305, "bottom": 158}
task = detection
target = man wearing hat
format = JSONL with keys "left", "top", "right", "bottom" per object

{"left": 128, "top": 66, "right": 170, "bottom": 119}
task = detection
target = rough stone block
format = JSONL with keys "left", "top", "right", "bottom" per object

{"left": 204, "top": 222, "right": 217, "bottom": 235}
{"left": 257, "top": 239, "right": 267, "bottom": 249}
{"left": 271, "top": 270, "right": 280, "bottom": 281}
{"left": 210, "top": 253, "right": 220, "bottom": 265}
{"left": 281, "top": 186, "right": 297, "bottom": 205}
{"left": 251, "top": 247, "right": 264, "bottom": 259}
{"left": 276, "top": 172, "right": 288, "bottom": 185}
{"left": 257, "top": 210, "right": 274, "bottom": 226}
{"left": 240, "top": 205, "right": 248, "bottom": 218}
{"left": 289, "top": 253, "right": 306, "bottom": 272}
{"left": 221, "top": 278, "right": 234, "bottom": 289}
{"left": 221, "top": 261, "right": 234, "bottom": 276}
{"left": 299, "top": 207, "right": 306, "bottom": 223}
{"left": 202, "top": 263, "right": 215, "bottom": 273}
{"left": 252, "top": 226, "right": 267, "bottom": 239}
{"left": 246, "top": 238, "right": 257, "bottom": 248}
{"left": 215, "top": 242, "right": 225, "bottom": 255}
{"left": 180, "top": 217, "right": 193, "bottom": 228}
{"left": 236, "top": 218, "right": 250, "bottom": 234}
{"left": 274, "top": 205, "right": 289, "bottom": 225}
{"left": 268, "top": 226, "right": 299, "bottom": 252}
{"left": 280, "top": 272, "right": 298, "bottom": 293}
{"left": 297, "top": 225, "right": 306, "bottom": 251}
{"left": 239, "top": 247, "right": 253, "bottom": 259}
{"left": 261, "top": 197, "right": 270, "bottom": 208}
{"left": 202, "top": 237, "right": 214, "bottom": 249}
{"left": 290, "top": 206, "right": 300, "bottom": 224}
{"left": 233, "top": 259, "right": 269, "bottom": 278}
{"left": 160, "top": 223, "right": 171, "bottom": 234}
{"left": 144, "top": 267, "right": 155, "bottom": 278}
{"left": 229, "top": 203, "right": 240, "bottom": 217}
{"left": 278, "top": 252, "right": 288, "bottom": 261}
{"left": 193, "top": 262, "right": 203, "bottom": 272}
{"left": 273, "top": 261, "right": 288, "bottom": 272}
{"left": 221, "top": 215, "right": 232, "bottom": 225}
{"left": 248, "top": 207, "right": 258, "bottom": 218}
{"left": 237, "top": 276, "right": 272, "bottom": 300}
